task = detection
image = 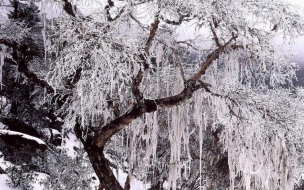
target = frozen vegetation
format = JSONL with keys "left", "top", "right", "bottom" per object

{"left": 1, "top": 0, "right": 304, "bottom": 189}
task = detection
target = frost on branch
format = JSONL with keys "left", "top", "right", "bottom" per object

{"left": 46, "top": 0, "right": 304, "bottom": 189}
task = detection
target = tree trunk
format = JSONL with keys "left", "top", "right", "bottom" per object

{"left": 84, "top": 145, "right": 123, "bottom": 190}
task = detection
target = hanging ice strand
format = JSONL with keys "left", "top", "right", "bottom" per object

{"left": 0, "top": 47, "right": 4, "bottom": 88}
{"left": 193, "top": 89, "right": 204, "bottom": 189}
{"left": 167, "top": 68, "right": 189, "bottom": 189}
{"left": 143, "top": 112, "right": 159, "bottom": 165}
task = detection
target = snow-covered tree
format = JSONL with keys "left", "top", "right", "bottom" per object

{"left": 43, "top": 0, "right": 304, "bottom": 189}
{"left": 0, "top": 1, "right": 67, "bottom": 188}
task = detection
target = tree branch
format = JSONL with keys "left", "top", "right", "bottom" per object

{"left": 210, "top": 21, "right": 221, "bottom": 48}
{"left": 176, "top": 40, "right": 199, "bottom": 51}
{"left": 192, "top": 35, "right": 237, "bottom": 81}
{"left": 144, "top": 18, "right": 160, "bottom": 54}
{"left": 159, "top": 13, "right": 191, "bottom": 25}
{"left": 94, "top": 80, "right": 201, "bottom": 147}
{"left": 132, "top": 17, "right": 160, "bottom": 103}
{"left": 18, "top": 60, "right": 54, "bottom": 93}
{"left": 94, "top": 34, "right": 237, "bottom": 148}
{"left": 5, "top": 56, "right": 54, "bottom": 94}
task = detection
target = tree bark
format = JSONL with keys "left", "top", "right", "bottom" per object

{"left": 74, "top": 122, "right": 123, "bottom": 190}
{"left": 84, "top": 145, "right": 123, "bottom": 190}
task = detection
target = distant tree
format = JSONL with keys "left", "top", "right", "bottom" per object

{"left": 0, "top": 0, "right": 66, "bottom": 188}
{"left": 2, "top": 0, "right": 304, "bottom": 189}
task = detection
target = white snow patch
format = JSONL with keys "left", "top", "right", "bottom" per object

{"left": 106, "top": 155, "right": 150, "bottom": 189}
{"left": 60, "top": 132, "right": 80, "bottom": 158}
{"left": 32, "top": 172, "right": 48, "bottom": 190}
{"left": 112, "top": 168, "right": 150, "bottom": 190}
{"left": 0, "top": 122, "right": 7, "bottom": 129}
{"left": 50, "top": 128, "right": 60, "bottom": 135}
{"left": 0, "top": 130, "right": 45, "bottom": 145}
{"left": 0, "top": 174, "right": 17, "bottom": 190}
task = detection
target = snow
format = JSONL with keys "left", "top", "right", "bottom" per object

{"left": 50, "top": 128, "right": 60, "bottom": 135}
{"left": 32, "top": 172, "right": 48, "bottom": 190}
{"left": 113, "top": 166, "right": 150, "bottom": 190}
{"left": 0, "top": 122, "right": 7, "bottom": 129}
{"left": 0, "top": 174, "right": 17, "bottom": 190}
{"left": 0, "top": 153, "right": 47, "bottom": 190}
{"left": 105, "top": 155, "right": 150, "bottom": 190}
{"left": 60, "top": 132, "right": 80, "bottom": 158}
{"left": 0, "top": 153, "right": 14, "bottom": 190}
{"left": 0, "top": 130, "right": 45, "bottom": 145}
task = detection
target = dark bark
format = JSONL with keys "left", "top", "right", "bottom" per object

{"left": 62, "top": 0, "right": 75, "bottom": 17}
{"left": 124, "top": 175, "right": 131, "bottom": 190}
{"left": 74, "top": 121, "right": 123, "bottom": 190}
{"left": 85, "top": 145, "right": 123, "bottom": 190}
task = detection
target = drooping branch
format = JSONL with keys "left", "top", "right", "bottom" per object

{"left": 94, "top": 80, "right": 201, "bottom": 148}
{"left": 199, "top": 80, "right": 238, "bottom": 105}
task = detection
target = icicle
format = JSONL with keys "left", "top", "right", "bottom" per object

{"left": 0, "top": 48, "right": 4, "bottom": 88}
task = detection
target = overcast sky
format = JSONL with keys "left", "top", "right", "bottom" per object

{"left": 282, "top": 0, "right": 304, "bottom": 65}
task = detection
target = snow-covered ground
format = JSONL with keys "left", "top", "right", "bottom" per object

{"left": 0, "top": 127, "right": 149, "bottom": 189}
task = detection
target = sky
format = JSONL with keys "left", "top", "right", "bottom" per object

{"left": 283, "top": 0, "right": 304, "bottom": 65}
{"left": 287, "top": 0, "right": 304, "bottom": 7}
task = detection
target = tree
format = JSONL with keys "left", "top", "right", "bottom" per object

{"left": 2, "top": 0, "right": 304, "bottom": 189}
{"left": 44, "top": 0, "right": 304, "bottom": 189}
{"left": 0, "top": 1, "right": 70, "bottom": 188}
